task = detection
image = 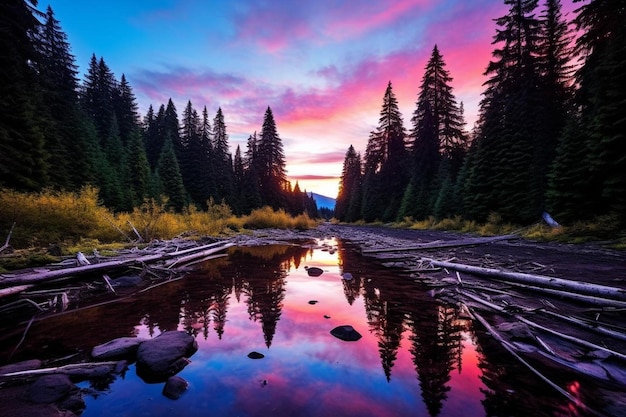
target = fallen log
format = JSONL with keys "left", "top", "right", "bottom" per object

{"left": 362, "top": 234, "right": 518, "bottom": 254}
{"left": 0, "top": 361, "right": 120, "bottom": 379}
{"left": 428, "top": 259, "right": 626, "bottom": 302}
{"left": 0, "top": 240, "right": 233, "bottom": 288}
{"left": 0, "top": 284, "right": 35, "bottom": 299}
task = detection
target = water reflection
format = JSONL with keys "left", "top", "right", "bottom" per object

{"left": 0, "top": 239, "right": 604, "bottom": 416}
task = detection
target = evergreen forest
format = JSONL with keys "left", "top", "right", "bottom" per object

{"left": 1, "top": 0, "right": 625, "bottom": 231}
{"left": 335, "top": 0, "right": 626, "bottom": 229}
{"left": 0, "top": 1, "right": 318, "bottom": 218}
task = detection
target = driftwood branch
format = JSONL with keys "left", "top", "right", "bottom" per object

{"left": 428, "top": 259, "right": 626, "bottom": 302}
{"left": 468, "top": 307, "right": 578, "bottom": 403}
{"left": 362, "top": 234, "right": 518, "bottom": 254}
{"left": 128, "top": 220, "right": 143, "bottom": 242}
{"left": 461, "top": 289, "right": 626, "bottom": 361}
{"left": 0, "top": 361, "right": 120, "bottom": 379}
{"left": 0, "top": 241, "right": 234, "bottom": 288}
{"left": 0, "top": 222, "right": 16, "bottom": 253}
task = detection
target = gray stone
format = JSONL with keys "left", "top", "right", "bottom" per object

{"left": 247, "top": 351, "right": 265, "bottom": 359}
{"left": 330, "top": 325, "right": 362, "bottom": 342}
{"left": 306, "top": 267, "right": 324, "bottom": 277}
{"left": 91, "top": 337, "right": 147, "bottom": 360}
{"left": 0, "top": 359, "right": 42, "bottom": 376}
{"left": 26, "top": 374, "right": 76, "bottom": 404}
{"left": 136, "top": 331, "right": 197, "bottom": 381}
{"left": 162, "top": 376, "right": 189, "bottom": 400}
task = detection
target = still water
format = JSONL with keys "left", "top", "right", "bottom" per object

{"left": 4, "top": 238, "right": 592, "bottom": 416}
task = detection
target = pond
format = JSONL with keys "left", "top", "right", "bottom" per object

{"left": 1, "top": 238, "right": 597, "bottom": 416}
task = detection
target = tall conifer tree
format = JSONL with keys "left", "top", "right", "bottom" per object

{"left": 336, "top": 145, "right": 362, "bottom": 222}
{"left": 462, "top": 0, "right": 544, "bottom": 223}
{"left": 211, "top": 107, "right": 234, "bottom": 205}
{"left": 257, "top": 107, "right": 288, "bottom": 209}
{"left": 0, "top": 0, "right": 47, "bottom": 190}
{"left": 362, "top": 82, "right": 408, "bottom": 221}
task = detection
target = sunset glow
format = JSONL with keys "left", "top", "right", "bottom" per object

{"left": 46, "top": 0, "right": 579, "bottom": 198}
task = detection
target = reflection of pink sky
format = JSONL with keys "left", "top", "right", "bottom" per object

{"left": 177, "top": 243, "right": 488, "bottom": 416}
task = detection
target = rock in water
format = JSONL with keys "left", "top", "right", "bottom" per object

{"left": 27, "top": 374, "right": 76, "bottom": 404}
{"left": 330, "top": 325, "right": 362, "bottom": 342}
{"left": 92, "top": 337, "right": 147, "bottom": 360}
{"left": 163, "top": 376, "right": 189, "bottom": 400}
{"left": 136, "top": 331, "right": 197, "bottom": 382}
{"left": 248, "top": 351, "right": 265, "bottom": 359}
{"left": 306, "top": 267, "right": 324, "bottom": 277}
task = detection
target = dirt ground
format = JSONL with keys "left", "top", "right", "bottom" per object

{"left": 325, "top": 224, "right": 626, "bottom": 289}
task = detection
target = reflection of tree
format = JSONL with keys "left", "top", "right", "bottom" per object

{"left": 365, "top": 294, "right": 405, "bottom": 382}
{"left": 408, "top": 304, "right": 463, "bottom": 417}
{"left": 227, "top": 245, "right": 310, "bottom": 347}
{"left": 473, "top": 326, "right": 579, "bottom": 417}
{"left": 244, "top": 274, "right": 285, "bottom": 347}
{"left": 336, "top": 241, "right": 364, "bottom": 305}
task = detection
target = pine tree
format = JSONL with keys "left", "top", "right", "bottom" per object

{"left": 232, "top": 145, "right": 245, "bottom": 214}
{"left": 569, "top": 0, "right": 626, "bottom": 225}
{"left": 534, "top": 0, "right": 575, "bottom": 210}
{"left": 156, "top": 137, "right": 188, "bottom": 212}
{"left": 113, "top": 74, "right": 140, "bottom": 145}
{"left": 212, "top": 107, "right": 234, "bottom": 205}
{"left": 335, "top": 145, "right": 362, "bottom": 222}
{"left": 361, "top": 82, "right": 408, "bottom": 221}
{"left": 36, "top": 5, "right": 91, "bottom": 190}
{"left": 125, "top": 129, "right": 151, "bottom": 207}
{"left": 180, "top": 101, "right": 202, "bottom": 207}
{"left": 257, "top": 107, "right": 288, "bottom": 209}
{"left": 462, "top": 0, "right": 544, "bottom": 224}
{"left": 80, "top": 55, "right": 117, "bottom": 141}
{"left": 242, "top": 132, "right": 262, "bottom": 212}
{"left": 0, "top": 0, "right": 47, "bottom": 190}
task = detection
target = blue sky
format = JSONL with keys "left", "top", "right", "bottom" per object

{"left": 44, "top": 0, "right": 578, "bottom": 197}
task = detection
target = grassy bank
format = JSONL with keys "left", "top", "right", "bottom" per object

{"left": 0, "top": 187, "right": 318, "bottom": 269}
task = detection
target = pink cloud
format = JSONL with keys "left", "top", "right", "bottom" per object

{"left": 290, "top": 174, "right": 340, "bottom": 181}
{"left": 231, "top": 0, "right": 436, "bottom": 53}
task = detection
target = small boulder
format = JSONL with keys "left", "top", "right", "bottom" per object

{"left": 306, "top": 267, "right": 324, "bottom": 277}
{"left": 330, "top": 325, "right": 362, "bottom": 342}
{"left": 308, "top": 300, "right": 318, "bottom": 305}
{"left": 26, "top": 374, "right": 76, "bottom": 404}
{"left": 247, "top": 351, "right": 265, "bottom": 359}
{"left": 163, "top": 376, "right": 189, "bottom": 400}
{"left": 136, "top": 331, "right": 197, "bottom": 382}
{"left": 92, "top": 337, "right": 147, "bottom": 360}
{"left": 0, "top": 359, "right": 42, "bottom": 376}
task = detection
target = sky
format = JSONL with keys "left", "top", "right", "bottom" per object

{"left": 45, "top": 0, "right": 579, "bottom": 199}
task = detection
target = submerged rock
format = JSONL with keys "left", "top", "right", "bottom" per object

{"left": 330, "top": 325, "right": 362, "bottom": 342}
{"left": 247, "top": 351, "right": 265, "bottom": 359}
{"left": 26, "top": 374, "right": 77, "bottom": 404}
{"left": 136, "top": 331, "right": 197, "bottom": 382}
{"left": 306, "top": 267, "right": 324, "bottom": 277}
{"left": 92, "top": 337, "right": 147, "bottom": 360}
{"left": 163, "top": 376, "right": 189, "bottom": 400}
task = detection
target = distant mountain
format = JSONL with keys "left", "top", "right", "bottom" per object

{"left": 309, "top": 192, "right": 335, "bottom": 210}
